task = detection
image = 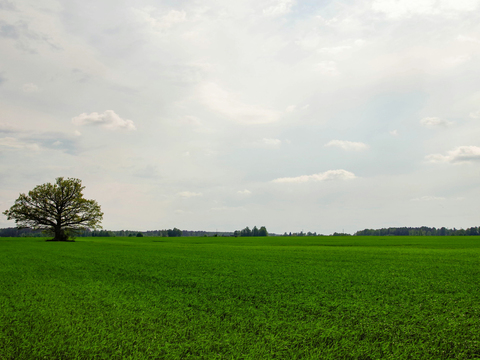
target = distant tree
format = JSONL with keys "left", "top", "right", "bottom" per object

{"left": 252, "top": 226, "right": 259, "bottom": 237}
{"left": 167, "top": 228, "right": 182, "bottom": 237}
{"left": 258, "top": 226, "right": 268, "bottom": 237}
{"left": 3, "top": 177, "right": 103, "bottom": 241}
{"left": 467, "top": 227, "right": 478, "bottom": 236}
{"left": 136, "top": 232, "right": 143, "bottom": 237}
{"left": 241, "top": 227, "right": 252, "bottom": 237}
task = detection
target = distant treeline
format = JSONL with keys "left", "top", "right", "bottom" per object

{"left": 0, "top": 227, "right": 234, "bottom": 238}
{"left": 5, "top": 225, "right": 479, "bottom": 238}
{"left": 355, "top": 226, "right": 480, "bottom": 236}
{"left": 0, "top": 227, "right": 44, "bottom": 237}
{"left": 233, "top": 226, "right": 268, "bottom": 237}
{"left": 282, "top": 231, "right": 323, "bottom": 236}
{"left": 0, "top": 228, "right": 119, "bottom": 238}
{"left": 76, "top": 228, "right": 231, "bottom": 238}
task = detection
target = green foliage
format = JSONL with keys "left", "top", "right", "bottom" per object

{"left": 2, "top": 177, "right": 103, "bottom": 241}
{"left": 332, "top": 232, "right": 351, "bottom": 236}
{"left": 241, "top": 226, "right": 251, "bottom": 237}
{"left": 90, "top": 230, "right": 114, "bottom": 237}
{"left": 0, "top": 227, "right": 43, "bottom": 237}
{"left": 1, "top": 236, "right": 480, "bottom": 358}
{"left": 167, "top": 228, "right": 182, "bottom": 237}
{"left": 258, "top": 226, "right": 268, "bottom": 236}
{"left": 136, "top": 232, "right": 143, "bottom": 237}
{"left": 114, "top": 228, "right": 183, "bottom": 237}
{"left": 235, "top": 226, "right": 268, "bottom": 237}
{"left": 356, "top": 226, "right": 480, "bottom": 236}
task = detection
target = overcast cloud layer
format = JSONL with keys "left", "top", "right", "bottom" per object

{"left": 1, "top": 0, "right": 480, "bottom": 234}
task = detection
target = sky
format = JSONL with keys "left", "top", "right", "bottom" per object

{"left": 1, "top": 0, "right": 480, "bottom": 234}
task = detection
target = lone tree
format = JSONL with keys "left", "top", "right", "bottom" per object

{"left": 3, "top": 177, "right": 103, "bottom": 241}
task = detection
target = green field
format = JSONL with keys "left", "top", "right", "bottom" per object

{"left": 1, "top": 236, "right": 479, "bottom": 359}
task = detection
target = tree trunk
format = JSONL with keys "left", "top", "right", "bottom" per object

{"left": 53, "top": 227, "right": 69, "bottom": 241}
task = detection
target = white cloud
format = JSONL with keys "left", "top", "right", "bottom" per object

{"left": 469, "top": 111, "right": 480, "bottom": 119}
{"left": 72, "top": 110, "right": 136, "bottom": 131}
{"left": 354, "top": 39, "right": 366, "bottom": 46}
{"left": 0, "top": 137, "right": 24, "bottom": 149}
{"left": 319, "top": 45, "right": 352, "bottom": 55}
{"left": 178, "top": 191, "right": 203, "bottom": 198}
{"left": 179, "top": 115, "right": 202, "bottom": 126}
{"left": 325, "top": 140, "right": 369, "bottom": 151}
{"left": 316, "top": 39, "right": 364, "bottom": 55}
{"left": 199, "top": 83, "right": 280, "bottom": 124}
{"left": 457, "top": 35, "right": 480, "bottom": 44}
{"left": 249, "top": 138, "right": 282, "bottom": 149}
{"left": 372, "top": 0, "right": 435, "bottom": 17}
{"left": 262, "top": 138, "right": 281, "bottom": 148}
{"left": 410, "top": 196, "right": 446, "bottom": 201}
{"left": 74, "top": 130, "right": 82, "bottom": 136}
{"left": 174, "top": 209, "right": 192, "bottom": 214}
{"left": 442, "top": 55, "right": 471, "bottom": 68}
{"left": 263, "top": 0, "right": 295, "bottom": 16}
{"left": 390, "top": 130, "right": 399, "bottom": 136}
{"left": 420, "top": 117, "right": 454, "bottom": 128}
{"left": 134, "top": 8, "right": 186, "bottom": 30}
{"left": 314, "top": 61, "right": 339, "bottom": 76}
{"left": 273, "top": 169, "right": 356, "bottom": 183}
{"left": 439, "top": 0, "right": 479, "bottom": 12}
{"left": 285, "top": 105, "right": 296, "bottom": 112}
{"left": 426, "top": 146, "right": 480, "bottom": 163}
{"left": 22, "top": 83, "right": 39, "bottom": 93}
{"left": 161, "top": 10, "right": 187, "bottom": 27}
{"left": 210, "top": 206, "right": 246, "bottom": 212}
{"left": 372, "top": 0, "right": 479, "bottom": 18}
{"left": 237, "top": 189, "right": 251, "bottom": 195}
{"left": 0, "top": 137, "right": 39, "bottom": 151}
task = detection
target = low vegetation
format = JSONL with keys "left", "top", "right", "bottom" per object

{"left": 1, "top": 236, "right": 479, "bottom": 359}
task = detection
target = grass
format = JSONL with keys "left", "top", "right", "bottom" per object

{"left": 0, "top": 236, "right": 479, "bottom": 359}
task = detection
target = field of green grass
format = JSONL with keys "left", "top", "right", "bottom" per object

{"left": 1, "top": 236, "right": 479, "bottom": 359}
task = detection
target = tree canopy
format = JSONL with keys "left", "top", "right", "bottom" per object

{"left": 3, "top": 177, "right": 103, "bottom": 241}
{"left": 233, "top": 226, "right": 268, "bottom": 237}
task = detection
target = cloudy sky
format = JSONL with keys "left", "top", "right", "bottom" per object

{"left": 1, "top": 0, "right": 480, "bottom": 234}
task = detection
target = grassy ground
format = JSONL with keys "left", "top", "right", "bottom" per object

{"left": 0, "top": 236, "right": 479, "bottom": 359}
